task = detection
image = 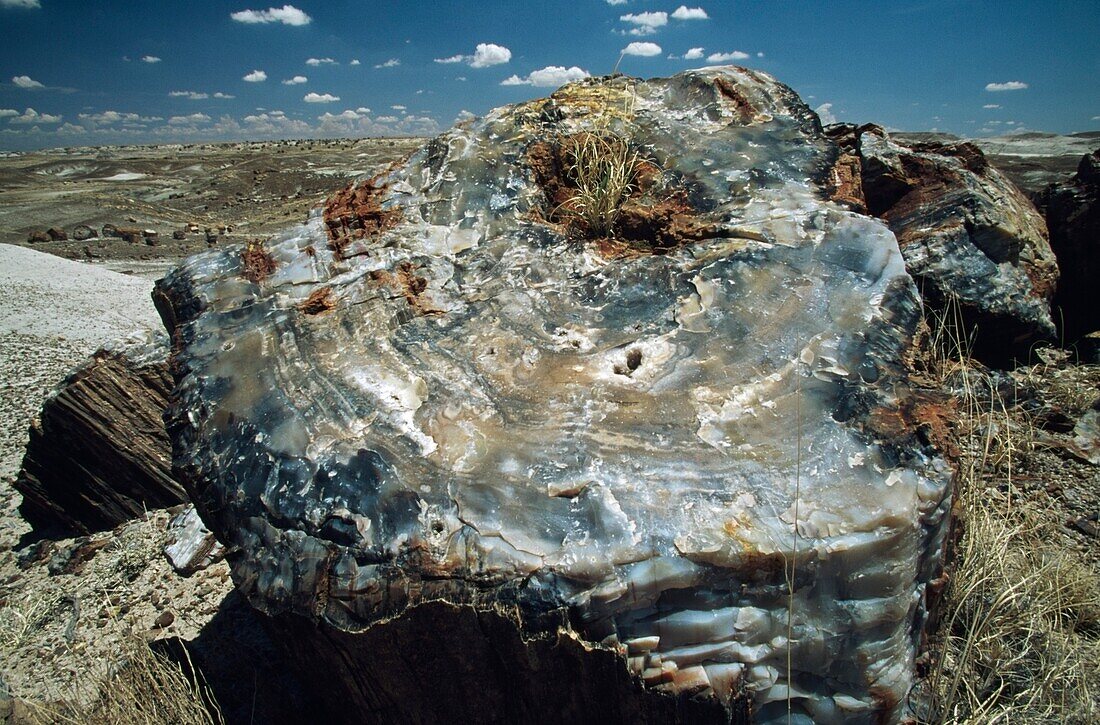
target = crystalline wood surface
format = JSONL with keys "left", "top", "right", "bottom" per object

{"left": 158, "top": 68, "right": 953, "bottom": 723}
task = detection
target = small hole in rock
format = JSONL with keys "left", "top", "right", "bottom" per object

{"left": 431, "top": 521, "right": 444, "bottom": 534}
{"left": 626, "top": 348, "right": 643, "bottom": 372}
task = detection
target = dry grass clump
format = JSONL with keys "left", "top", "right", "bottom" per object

{"left": 915, "top": 297, "right": 1100, "bottom": 723}
{"left": 555, "top": 132, "right": 642, "bottom": 238}
{"left": 19, "top": 635, "right": 221, "bottom": 725}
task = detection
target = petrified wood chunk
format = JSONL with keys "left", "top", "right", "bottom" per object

{"left": 15, "top": 333, "right": 186, "bottom": 535}
{"left": 157, "top": 68, "right": 953, "bottom": 724}
{"left": 825, "top": 124, "right": 1058, "bottom": 364}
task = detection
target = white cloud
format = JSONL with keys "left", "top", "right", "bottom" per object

{"left": 141, "top": 55, "right": 161, "bottom": 64}
{"left": 434, "top": 54, "right": 464, "bottom": 64}
{"left": 306, "top": 57, "right": 337, "bottom": 66}
{"left": 671, "top": 6, "right": 708, "bottom": 20}
{"left": 213, "top": 92, "right": 235, "bottom": 99}
{"left": 455, "top": 76, "right": 467, "bottom": 81}
{"left": 622, "top": 42, "right": 662, "bottom": 57}
{"left": 0, "top": 109, "right": 18, "bottom": 118}
{"left": 707, "top": 51, "right": 749, "bottom": 62}
{"left": 168, "top": 113, "right": 211, "bottom": 125}
{"left": 375, "top": 115, "right": 399, "bottom": 123}
{"left": 374, "top": 58, "right": 400, "bottom": 68}
{"left": 78, "top": 111, "right": 161, "bottom": 125}
{"left": 230, "top": 5, "right": 311, "bottom": 26}
{"left": 683, "top": 47, "right": 704, "bottom": 60}
{"left": 983, "top": 104, "right": 1001, "bottom": 109}
{"left": 169, "top": 90, "right": 209, "bottom": 99}
{"left": 243, "top": 69, "right": 268, "bottom": 82}
{"left": 303, "top": 92, "right": 339, "bottom": 103}
{"left": 501, "top": 65, "right": 590, "bottom": 88}
{"left": 815, "top": 103, "right": 836, "bottom": 125}
{"left": 12, "top": 75, "right": 43, "bottom": 89}
{"left": 392, "top": 104, "right": 406, "bottom": 111}
{"left": 756, "top": 51, "right": 765, "bottom": 58}
{"left": 282, "top": 75, "right": 308, "bottom": 85}
{"left": 8, "top": 108, "right": 60, "bottom": 124}
{"left": 470, "top": 43, "right": 511, "bottom": 68}
{"left": 605, "top": 0, "right": 627, "bottom": 5}
{"left": 621, "top": 11, "right": 667, "bottom": 30}
{"left": 1093, "top": 115, "right": 1100, "bottom": 121}
{"left": 58, "top": 122, "right": 85, "bottom": 134}
{"left": 985, "top": 81, "right": 1028, "bottom": 92}
{"left": 355, "top": 107, "right": 371, "bottom": 114}
{"left": 318, "top": 110, "right": 362, "bottom": 121}
{"left": 0, "top": 0, "right": 41, "bottom": 8}
{"left": 349, "top": 59, "right": 360, "bottom": 66}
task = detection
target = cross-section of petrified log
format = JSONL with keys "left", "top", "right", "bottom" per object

{"left": 157, "top": 68, "right": 954, "bottom": 724}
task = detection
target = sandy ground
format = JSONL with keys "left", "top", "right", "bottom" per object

{"left": 0, "top": 244, "right": 236, "bottom": 711}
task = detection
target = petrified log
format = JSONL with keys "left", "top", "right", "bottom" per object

{"left": 1034, "top": 149, "right": 1100, "bottom": 345}
{"left": 15, "top": 333, "right": 187, "bottom": 535}
{"left": 157, "top": 68, "right": 954, "bottom": 724}
{"left": 825, "top": 124, "right": 1059, "bottom": 365}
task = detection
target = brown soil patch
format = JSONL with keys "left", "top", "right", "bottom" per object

{"left": 240, "top": 240, "right": 277, "bottom": 284}
{"left": 526, "top": 135, "right": 714, "bottom": 257}
{"left": 298, "top": 287, "right": 336, "bottom": 315}
{"left": 713, "top": 77, "right": 758, "bottom": 123}
{"left": 369, "top": 262, "right": 444, "bottom": 315}
{"left": 323, "top": 176, "right": 402, "bottom": 259}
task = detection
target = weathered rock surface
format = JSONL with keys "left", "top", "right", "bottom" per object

{"left": 164, "top": 504, "right": 225, "bottom": 575}
{"left": 157, "top": 68, "right": 953, "bottom": 723}
{"left": 1034, "top": 149, "right": 1100, "bottom": 346}
{"left": 15, "top": 333, "right": 187, "bottom": 535}
{"left": 826, "top": 124, "right": 1059, "bottom": 364}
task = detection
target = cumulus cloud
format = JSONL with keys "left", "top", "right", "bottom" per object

{"left": 671, "top": 6, "right": 708, "bottom": 20}
{"left": 622, "top": 42, "right": 662, "bottom": 57}
{"left": 683, "top": 47, "right": 704, "bottom": 60}
{"left": 318, "top": 110, "right": 362, "bottom": 121}
{"left": 355, "top": 107, "right": 371, "bottom": 114}
{"left": 985, "top": 81, "right": 1028, "bottom": 91}
{"left": 12, "top": 75, "right": 43, "bottom": 89}
{"left": 141, "top": 55, "right": 161, "bottom": 64}
{"left": 349, "top": 59, "right": 360, "bottom": 66}
{"left": 621, "top": 12, "right": 668, "bottom": 30}
{"left": 303, "top": 92, "right": 339, "bottom": 103}
{"left": 815, "top": 103, "right": 836, "bottom": 125}
{"left": 9, "top": 108, "right": 60, "bottom": 124}
{"left": 282, "top": 76, "right": 308, "bottom": 85}
{"left": 374, "top": 59, "right": 400, "bottom": 68}
{"left": 391, "top": 104, "right": 406, "bottom": 111}
{"left": 470, "top": 43, "right": 511, "bottom": 68}
{"left": 707, "top": 51, "right": 749, "bottom": 62}
{"left": 436, "top": 43, "right": 511, "bottom": 68}
{"left": 243, "top": 70, "right": 268, "bottom": 82}
{"left": 230, "top": 5, "right": 311, "bottom": 26}
{"left": 306, "top": 57, "right": 337, "bottom": 66}
{"left": 983, "top": 104, "right": 1001, "bottom": 109}
{"left": 605, "top": 0, "right": 627, "bottom": 5}
{"left": 500, "top": 65, "right": 590, "bottom": 88}
{"left": 0, "top": 109, "right": 18, "bottom": 118}
{"left": 78, "top": 111, "right": 161, "bottom": 125}
{"left": 0, "top": 0, "right": 41, "bottom": 8}
{"left": 169, "top": 90, "right": 209, "bottom": 99}
{"left": 168, "top": 113, "right": 211, "bottom": 125}
{"left": 213, "top": 92, "right": 234, "bottom": 99}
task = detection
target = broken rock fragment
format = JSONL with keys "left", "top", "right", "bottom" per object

{"left": 158, "top": 68, "right": 954, "bottom": 724}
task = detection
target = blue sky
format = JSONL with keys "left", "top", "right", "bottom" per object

{"left": 1, "top": 0, "right": 1097, "bottom": 150}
